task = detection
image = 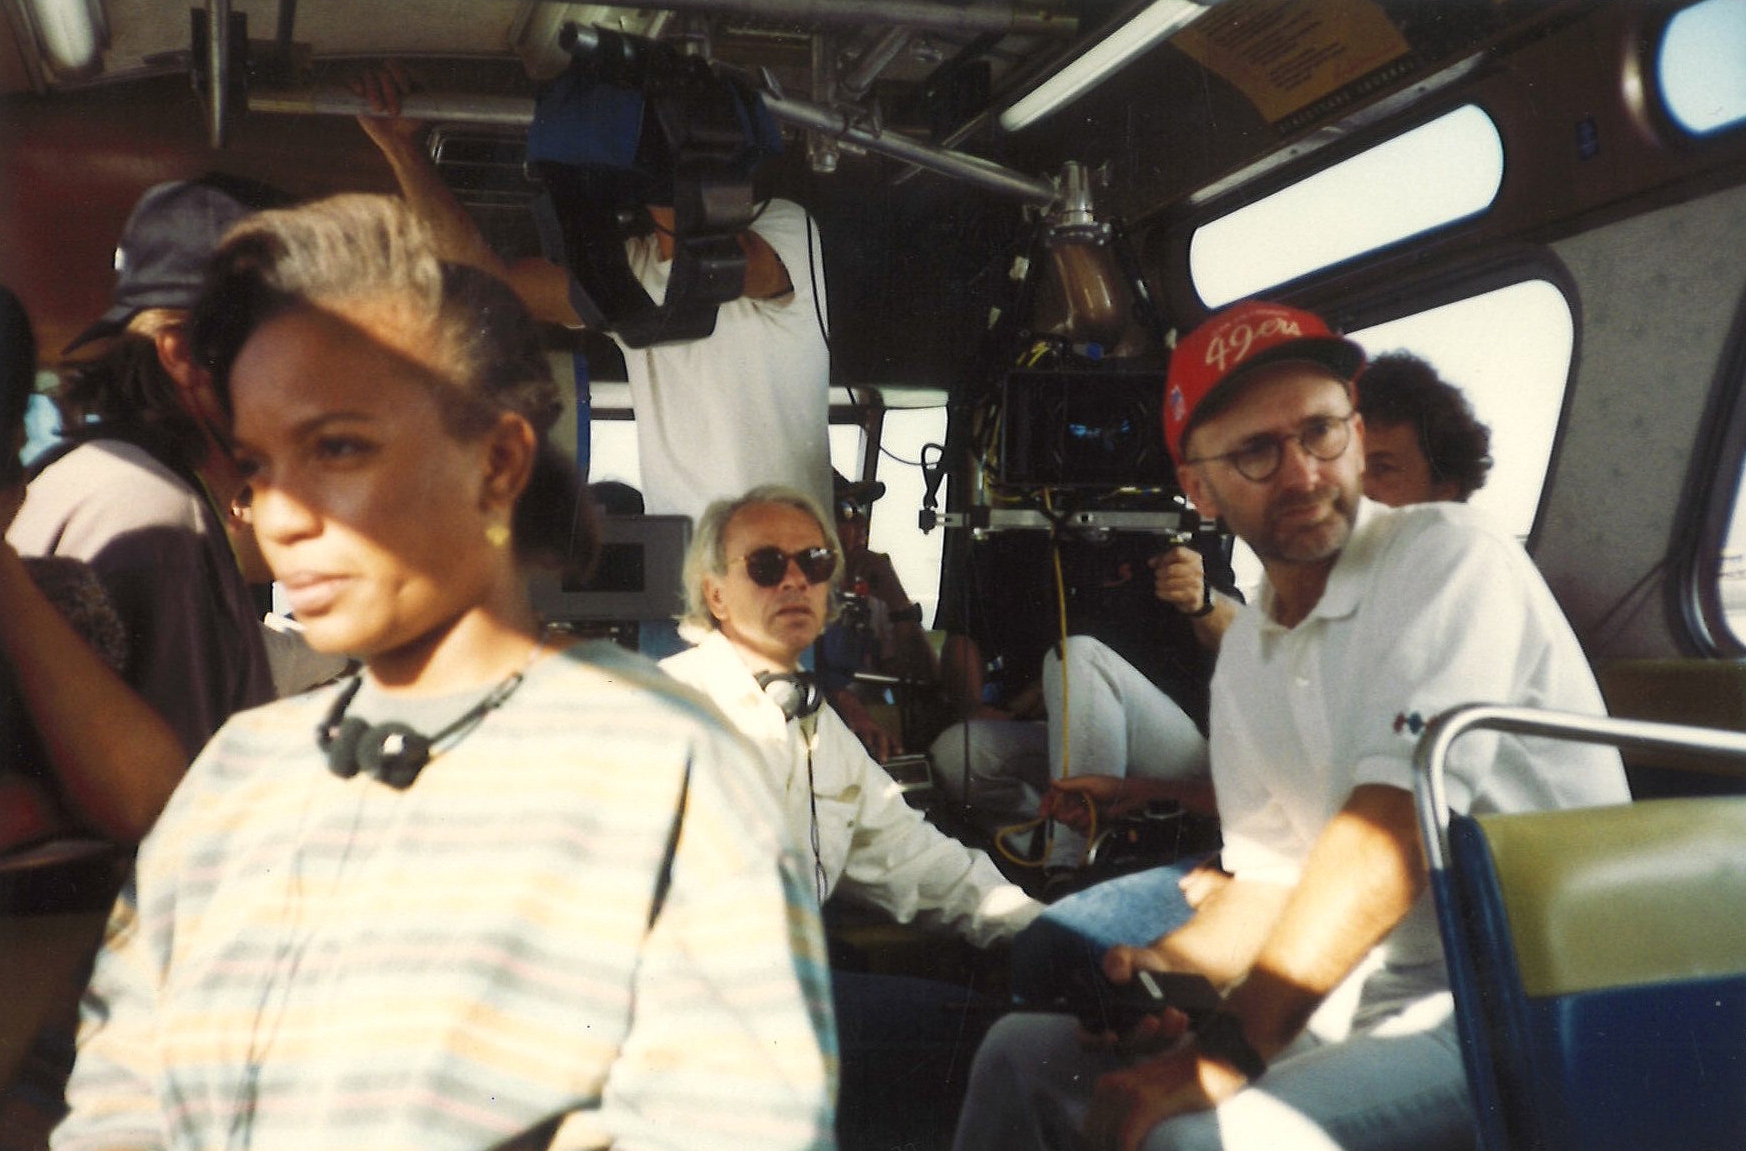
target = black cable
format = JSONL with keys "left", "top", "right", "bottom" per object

{"left": 804, "top": 200, "right": 830, "bottom": 354}
{"left": 876, "top": 440, "right": 931, "bottom": 469}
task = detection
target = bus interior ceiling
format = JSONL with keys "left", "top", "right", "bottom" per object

{"left": 4, "top": 0, "right": 1746, "bottom": 664}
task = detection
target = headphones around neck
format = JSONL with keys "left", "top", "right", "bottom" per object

{"left": 316, "top": 679, "right": 434, "bottom": 789}
{"left": 756, "top": 671, "right": 823, "bottom": 721}
{"left": 314, "top": 659, "right": 534, "bottom": 789}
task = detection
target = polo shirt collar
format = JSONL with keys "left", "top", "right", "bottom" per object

{"left": 1255, "top": 496, "right": 1383, "bottom": 633}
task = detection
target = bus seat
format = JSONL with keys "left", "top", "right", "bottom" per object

{"left": 1595, "top": 659, "right": 1746, "bottom": 795}
{"left": 1444, "top": 799, "right": 1746, "bottom": 1151}
{"left": 1415, "top": 705, "right": 1746, "bottom": 1151}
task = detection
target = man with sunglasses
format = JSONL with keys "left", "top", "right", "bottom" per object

{"left": 661, "top": 484, "right": 1041, "bottom": 1151}
{"left": 953, "top": 300, "right": 1628, "bottom": 1151}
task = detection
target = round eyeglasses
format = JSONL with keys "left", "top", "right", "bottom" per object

{"left": 730, "top": 545, "right": 838, "bottom": 588}
{"left": 1184, "top": 412, "right": 1357, "bottom": 483}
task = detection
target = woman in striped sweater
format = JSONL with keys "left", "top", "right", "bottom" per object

{"left": 52, "top": 193, "right": 836, "bottom": 1151}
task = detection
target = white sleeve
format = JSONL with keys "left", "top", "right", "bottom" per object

{"left": 818, "top": 710, "right": 1041, "bottom": 947}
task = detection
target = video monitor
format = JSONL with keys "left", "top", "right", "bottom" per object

{"left": 526, "top": 514, "right": 691, "bottom": 624}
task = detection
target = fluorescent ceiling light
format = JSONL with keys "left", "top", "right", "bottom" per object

{"left": 1000, "top": 0, "right": 1206, "bottom": 132}
{"left": 24, "top": 0, "right": 100, "bottom": 75}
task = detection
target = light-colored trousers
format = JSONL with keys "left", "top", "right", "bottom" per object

{"left": 930, "top": 635, "right": 1208, "bottom": 866}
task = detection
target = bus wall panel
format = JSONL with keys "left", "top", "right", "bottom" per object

{"left": 1541, "top": 181, "right": 1746, "bottom": 659}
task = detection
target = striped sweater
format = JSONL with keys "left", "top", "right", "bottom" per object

{"left": 52, "top": 641, "right": 837, "bottom": 1151}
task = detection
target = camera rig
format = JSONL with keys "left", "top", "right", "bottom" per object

{"left": 526, "top": 26, "right": 784, "bottom": 348}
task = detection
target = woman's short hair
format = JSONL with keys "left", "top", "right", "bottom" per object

{"left": 1356, "top": 351, "right": 1493, "bottom": 500}
{"left": 189, "top": 193, "right": 594, "bottom": 575}
{"left": 679, "top": 484, "right": 843, "bottom": 636}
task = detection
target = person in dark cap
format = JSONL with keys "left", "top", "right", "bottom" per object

{"left": 817, "top": 468, "right": 938, "bottom": 760}
{"left": 0, "top": 282, "right": 168, "bottom": 848}
{"left": 953, "top": 299, "right": 1629, "bottom": 1151}
{"left": 5, "top": 174, "right": 280, "bottom": 840}
{"left": 0, "top": 283, "right": 192, "bottom": 1149}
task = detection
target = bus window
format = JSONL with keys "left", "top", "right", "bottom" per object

{"left": 580, "top": 381, "right": 946, "bottom": 625}
{"left": 586, "top": 418, "right": 642, "bottom": 495}
{"left": 1189, "top": 105, "right": 1504, "bottom": 308}
{"left": 1712, "top": 359, "right": 1746, "bottom": 647}
{"left": 1226, "top": 278, "right": 1572, "bottom": 590}
{"left": 1350, "top": 280, "right": 1572, "bottom": 542}
{"left": 831, "top": 401, "right": 948, "bottom": 625}
{"left": 1658, "top": 0, "right": 1746, "bottom": 137}
{"left": 1719, "top": 503, "right": 1746, "bottom": 644}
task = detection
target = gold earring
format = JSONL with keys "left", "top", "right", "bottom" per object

{"left": 485, "top": 522, "right": 511, "bottom": 549}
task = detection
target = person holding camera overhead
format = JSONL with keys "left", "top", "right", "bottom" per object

{"left": 354, "top": 60, "right": 831, "bottom": 532}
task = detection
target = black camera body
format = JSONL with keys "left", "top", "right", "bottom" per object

{"left": 1049, "top": 962, "right": 1221, "bottom": 1034}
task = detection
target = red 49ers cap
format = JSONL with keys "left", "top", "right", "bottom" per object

{"left": 1164, "top": 300, "right": 1366, "bottom": 463}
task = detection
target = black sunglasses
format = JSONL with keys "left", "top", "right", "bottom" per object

{"left": 731, "top": 545, "right": 838, "bottom": 588}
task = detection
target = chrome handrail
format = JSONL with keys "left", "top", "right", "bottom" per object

{"left": 1411, "top": 703, "right": 1746, "bottom": 872}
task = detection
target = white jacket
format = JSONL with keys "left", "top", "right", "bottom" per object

{"left": 662, "top": 632, "right": 1042, "bottom": 947}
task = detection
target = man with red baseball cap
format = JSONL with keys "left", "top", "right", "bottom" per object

{"left": 954, "top": 300, "right": 1629, "bottom": 1151}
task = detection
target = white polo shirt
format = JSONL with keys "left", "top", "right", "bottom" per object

{"left": 1211, "top": 499, "right": 1629, "bottom": 995}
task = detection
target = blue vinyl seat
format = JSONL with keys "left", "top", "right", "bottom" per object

{"left": 1414, "top": 705, "right": 1746, "bottom": 1151}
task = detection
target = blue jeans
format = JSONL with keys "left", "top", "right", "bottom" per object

{"left": 1009, "top": 858, "right": 1208, "bottom": 1005}
{"left": 953, "top": 1001, "right": 1472, "bottom": 1151}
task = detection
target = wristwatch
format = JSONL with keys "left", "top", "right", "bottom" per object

{"left": 1183, "top": 582, "right": 1215, "bottom": 618}
{"left": 1193, "top": 1011, "right": 1267, "bottom": 1082}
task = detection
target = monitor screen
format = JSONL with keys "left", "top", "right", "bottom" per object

{"left": 527, "top": 514, "right": 691, "bottom": 623}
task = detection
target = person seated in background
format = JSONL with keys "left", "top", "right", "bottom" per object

{"left": 0, "top": 279, "right": 193, "bottom": 848}
{"left": 658, "top": 484, "right": 1042, "bottom": 1151}
{"left": 0, "top": 285, "right": 209, "bottom": 1151}
{"left": 953, "top": 299, "right": 1626, "bottom": 1151}
{"left": 53, "top": 193, "right": 835, "bottom": 1151}
{"left": 353, "top": 61, "right": 832, "bottom": 526}
{"left": 817, "top": 469, "right": 939, "bottom": 761}
{"left": 0, "top": 284, "right": 125, "bottom": 851}
{"left": 1357, "top": 349, "right": 1493, "bottom": 506}
{"left": 929, "top": 526, "right": 1238, "bottom": 874}
{"left": 7, "top": 175, "right": 282, "bottom": 841}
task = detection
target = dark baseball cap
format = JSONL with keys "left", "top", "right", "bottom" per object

{"left": 63, "top": 173, "right": 293, "bottom": 354}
